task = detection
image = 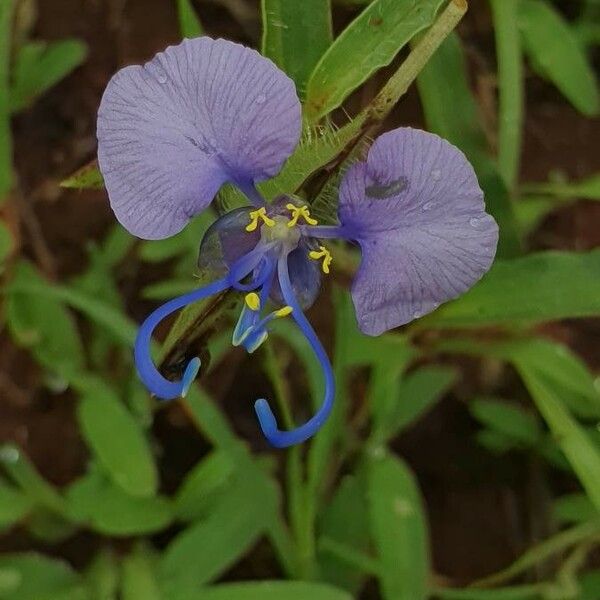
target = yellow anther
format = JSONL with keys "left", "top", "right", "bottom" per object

{"left": 286, "top": 203, "right": 318, "bottom": 228}
{"left": 309, "top": 245, "right": 333, "bottom": 275}
{"left": 245, "top": 293, "right": 261, "bottom": 311}
{"left": 275, "top": 306, "right": 293, "bottom": 318}
{"left": 246, "top": 207, "right": 275, "bottom": 232}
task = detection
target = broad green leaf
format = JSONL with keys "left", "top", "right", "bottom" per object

{"left": 66, "top": 468, "right": 172, "bottom": 536}
{"left": 7, "top": 262, "right": 84, "bottom": 377}
{"left": 10, "top": 40, "right": 88, "bottom": 112}
{"left": 580, "top": 570, "right": 600, "bottom": 600}
{"left": 0, "top": 220, "right": 13, "bottom": 263}
{"left": 552, "top": 493, "right": 598, "bottom": 525}
{"left": 425, "top": 251, "right": 600, "bottom": 328}
{"left": 176, "top": 0, "right": 203, "bottom": 39}
{"left": 0, "top": 445, "right": 66, "bottom": 514}
{"left": 518, "top": 0, "right": 599, "bottom": 116}
{"left": 0, "top": 480, "right": 34, "bottom": 531}
{"left": 305, "top": 0, "right": 446, "bottom": 121}
{"left": 26, "top": 510, "right": 76, "bottom": 543}
{"left": 0, "top": 0, "right": 13, "bottom": 199}
{"left": 381, "top": 365, "right": 456, "bottom": 440}
{"left": 84, "top": 550, "right": 119, "bottom": 600}
{"left": 262, "top": 0, "right": 332, "bottom": 95}
{"left": 187, "top": 582, "right": 352, "bottom": 600}
{"left": 60, "top": 161, "right": 104, "bottom": 190}
{"left": 160, "top": 468, "right": 276, "bottom": 593}
{"left": 318, "top": 474, "right": 370, "bottom": 592}
{"left": 121, "top": 544, "right": 161, "bottom": 600}
{"left": 519, "top": 368, "right": 600, "bottom": 510}
{"left": 77, "top": 381, "right": 157, "bottom": 497}
{"left": 367, "top": 452, "right": 429, "bottom": 600}
{"left": 433, "top": 585, "right": 544, "bottom": 599}
{"left": 417, "top": 33, "right": 521, "bottom": 258}
{"left": 470, "top": 398, "right": 541, "bottom": 446}
{"left": 174, "top": 451, "right": 236, "bottom": 521}
{"left": 476, "top": 430, "right": 519, "bottom": 455}
{"left": 0, "top": 553, "right": 85, "bottom": 600}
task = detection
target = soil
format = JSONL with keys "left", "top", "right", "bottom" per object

{"left": 1, "top": 0, "right": 598, "bottom": 594}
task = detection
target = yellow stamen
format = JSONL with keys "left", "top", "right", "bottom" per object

{"left": 246, "top": 207, "right": 275, "bottom": 232}
{"left": 275, "top": 306, "right": 293, "bottom": 318}
{"left": 309, "top": 245, "right": 333, "bottom": 274}
{"left": 286, "top": 203, "right": 318, "bottom": 228}
{"left": 245, "top": 292, "right": 261, "bottom": 311}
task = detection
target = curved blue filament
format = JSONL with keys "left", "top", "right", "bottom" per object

{"left": 135, "top": 247, "right": 269, "bottom": 400}
{"left": 254, "top": 251, "right": 335, "bottom": 448}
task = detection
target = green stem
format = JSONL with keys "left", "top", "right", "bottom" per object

{"left": 0, "top": 0, "right": 13, "bottom": 201}
{"left": 469, "top": 519, "right": 600, "bottom": 588}
{"left": 489, "top": 0, "right": 524, "bottom": 189}
{"left": 433, "top": 584, "right": 547, "bottom": 599}
{"left": 262, "top": 341, "right": 313, "bottom": 578}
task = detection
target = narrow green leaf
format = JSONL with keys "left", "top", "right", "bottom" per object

{"left": 0, "top": 0, "right": 13, "bottom": 200}
{"left": 0, "top": 220, "right": 14, "bottom": 263}
{"left": 489, "top": 0, "right": 524, "bottom": 188}
{"left": 0, "top": 480, "right": 34, "bottom": 531}
{"left": 417, "top": 33, "right": 521, "bottom": 258}
{"left": 0, "top": 445, "right": 66, "bottom": 514}
{"left": 552, "top": 493, "right": 598, "bottom": 525}
{"left": 262, "top": 0, "right": 332, "bottom": 95}
{"left": 518, "top": 0, "right": 599, "bottom": 116}
{"left": 187, "top": 582, "right": 352, "bottom": 600}
{"left": 434, "top": 585, "right": 545, "bottom": 599}
{"left": 84, "top": 550, "right": 119, "bottom": 600}
{"left": 0, "top": 553, "right": 84, "bottom": 600}
{"left": 7, "top": 262, "right": 85, "bottom": 377}
{"left": 520, "top": 173, "right": 600, "bottom": 201}
{"left": 367, "top": 452, "right": 429, "bottom": 600}
{"left": 10, "top": 40, "right": 88, "bottom": 112}
{"left": 176, "top": 0, "right": 203, "bottom": 39}
{"left": 121, "top": 544, "right": 161, "bottom": 600}
{"left": 519, "top": 368, "right": 600, "bottom": 510}
{"left": 305, "top": 0, "right": 445, "bottom": 121}
{"left": 66, "top": 468, "right": 172, "bottom": 536}
{"left": 174, "top": 451, "right": 236, "bottom": 522}
{"left": 470, "top": 398, "right": 541, "bottom": 446}
{"left": 425, "top": 251, "right": 600, "bottom": 328}
{"left": 60, "top": 160, "right": 104, "bottom": 190}
{"left": 77, "top": 380, "right": 157, "bottom": 497}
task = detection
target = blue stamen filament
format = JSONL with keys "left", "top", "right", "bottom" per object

{"left": 253, "top": 250, "right": 335, "bottom": 448}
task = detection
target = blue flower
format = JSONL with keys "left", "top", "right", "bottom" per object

{"left": 97, "top": 37, "right": 498, "bottom": 448}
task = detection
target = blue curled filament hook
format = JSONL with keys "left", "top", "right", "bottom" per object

{"left": 253, "top": 251, "right": 335, "bottom": 448}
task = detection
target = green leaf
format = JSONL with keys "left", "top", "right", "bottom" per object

{"left": 417, "top": 33, "right": 521, "bottom": 258}
{"left": 367, "top": 452, "right": 429, "bottom": 600}
{"left": 382, "top": 365, "right": 457, "bottom": 439}
{"left": 84, "top": 550, "right": 119, "bottom": 600}
{"left": 60, "top": 161, "right": 104, "bottom": 190}
{"left": 0, "top": 445, "right": 66, "bottom": 514}
{"left": 7, "top": 262, "right": 84, "bottom": 377}
{"left": 425, "top": 251, "right": 600, "bottom": 328}
{"left": 318, "top": 474, "right": 370, "bottom": 592}
{"left": 520, "top": 173, "right": 600, "bottom": 201}
{"left": 0, "top": 553, "right": 85, "bottom": 600}
{"left": 433, "top": 585, "right": 544, "bottom": 599}
{"left": 518, "top": 368, "right": 600, "bottom": 510}
{"left": 77, "top": 380, "right": 157, "bottom": 497}
{"left": 0, "top": 480, "right": 34, "bottom": 531}
{"left": 0, "top": 0, "right": 13, "bottom": 200}
{"left": 187, "top": 582, "right": 352, "bottom": 600}
{"left": 470, "top": 398, "right": 541, "bottom": 446}
{"left": 173, "top": 451, "right": 236, "bottom": 522}
{"left": 121, "top": 544, "right": 161, "bottom": 600}
{"left": 0, "top": 220, "right": 14, "bottom": 264}
{"left": 305, "top": 0, "right": 445, "bottom": 121}
{"left": 160, "top": 469, "right": 276, "bottom": 593}
{"left": 518, "top": 0, "right": 599, "bottom": 116}
{"left": 552, "top": 493, "right": 599, "bottom": 525}
{"left": 10, "top": 40, "right": 88, "bottom": 112}
{"left": 66, "top": 468, "right": 172, "bottom": 536}
{"left": 262, "top": 0, "right": 332, "bottom": 95}
{"left": 176, "top": 0, "right": 203, "bottom": 39}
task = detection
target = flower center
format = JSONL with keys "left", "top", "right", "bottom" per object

{"left": 261, "top": 215, "right": 301, "bottom": 249}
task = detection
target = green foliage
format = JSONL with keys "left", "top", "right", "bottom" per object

{"left": 176, "top": 0, "right": 203, "bottom": 38}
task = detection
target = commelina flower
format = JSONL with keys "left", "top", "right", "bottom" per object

{"left": 97, "top": 37, "right": 499, "bottom": 448}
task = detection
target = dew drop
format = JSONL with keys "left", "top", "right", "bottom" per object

{"left": 431, "top": 169, "right": 442, "bottom": 181}
{"left": 156, "top": 71, "right": 168, "bottom": 84}
{"left": 0, "top": 445, "right": 20, "bottom": 464}
{"left": 255, "top": 94, "right": 266, "bottom": 105}
{"left": 469, "top": 217, "right": 481, "bottom": 228}
{"left": 422, "top": 201, "right": 434, "bottom": 211}
{"left": 412, "top": 309, "right": 422, "bottom": 319}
